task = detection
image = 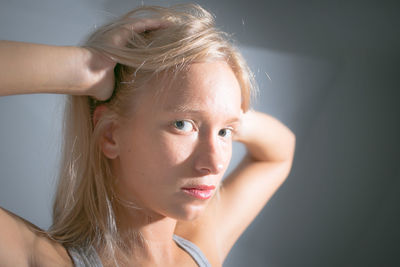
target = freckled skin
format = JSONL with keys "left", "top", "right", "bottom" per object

{"left": 112, "top": 61, "right": 242, "bottom": 221}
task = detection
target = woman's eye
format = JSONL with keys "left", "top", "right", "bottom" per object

{"left": 218, "top": 128, "right": 232, "bottom": 138}
{"left": 174, "top": 120, "right": 194, "bottom": 132}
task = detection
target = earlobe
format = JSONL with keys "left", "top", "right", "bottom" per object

{"left": 93, "top": 105, "right": 120, "bottom": 159}
{"left": 101, "top": 122, "right": 119, "bottom": 159}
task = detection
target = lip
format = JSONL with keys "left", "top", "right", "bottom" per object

{"left": 181, "top": 185, "right": 216, "bottom": 200}
{"left": 182, "top": 185, "right": 216, "bottom": 190}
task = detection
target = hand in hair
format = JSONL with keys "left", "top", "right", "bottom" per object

{"left": 0, "top": 20, "right": 167, "bottom": 100}
{"left": 85, "top": 18, "right": 169, "bottom": 100}
{"left": 109, "top": 18, "right": 169, "bottom": 47}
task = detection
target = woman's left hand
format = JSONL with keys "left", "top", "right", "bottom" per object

{"left": 233, "top": 109, "right": 296, "bottom": 162}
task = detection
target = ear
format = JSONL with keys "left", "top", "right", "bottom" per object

{"left": 93, "top": 105, "right": 120, "bottom": 159}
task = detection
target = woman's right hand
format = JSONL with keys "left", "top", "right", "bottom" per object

{"left": 83, "top": 48, "right": 116, "bottom": 101}
{"left": 0, "top": 20, "right": 167, "bottom": 99}
{"left": 83, "top": 19, "right": 168, "bottom": 101}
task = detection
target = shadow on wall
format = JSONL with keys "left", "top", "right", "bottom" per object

{"left": 225, "top": 48, "right": 400, "bottom": 267}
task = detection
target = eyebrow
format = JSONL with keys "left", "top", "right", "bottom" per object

{"left": 163, "top": 104, "right": 240, "bottom": 124}
{"left": 163, "top": 104, "right": 202, "bottom": 113}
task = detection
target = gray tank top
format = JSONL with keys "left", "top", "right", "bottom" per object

{"left": 68, "top": 234, "right": 211, "bottom": 267}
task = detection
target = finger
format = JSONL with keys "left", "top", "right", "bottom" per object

{"left": 129, "top": 18, "right": 169, "bottom": 33}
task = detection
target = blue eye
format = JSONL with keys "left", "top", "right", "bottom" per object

{"left": 218, "top": 128, "right": 232, "bottom": 138}
{"left": 174, "top": 120, "right": 194, "bottom": 132}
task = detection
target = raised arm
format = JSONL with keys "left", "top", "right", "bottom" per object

{"left": 0, "top": 20, "right": 167, "bottom": 266}
{"left": 0, "top": 40, "right": 115, "bottom": 100}
{"left": 0, "top": 18, "right": 167, "bottom": 100}
{"left": 217, "top": 110, "right": 296, "bottom": 259}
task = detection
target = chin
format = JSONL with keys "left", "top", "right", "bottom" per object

{"left": 170, "top": 203, "right": 208, "bottom": 221}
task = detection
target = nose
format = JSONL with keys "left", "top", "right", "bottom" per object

{"left": 193, "top": 133, "right": 226, "bottom": 176}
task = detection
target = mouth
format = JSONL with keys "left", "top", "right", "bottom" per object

{"left": 181, "top": 185, "right": 216, "bottom": 200}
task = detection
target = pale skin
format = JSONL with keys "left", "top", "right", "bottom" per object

{"left": 0, "top": 22, "right": 295, "bottom": 267}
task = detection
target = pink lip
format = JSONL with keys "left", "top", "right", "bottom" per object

{"left": 181, "top": 185, "right": 216, "bottom": 200}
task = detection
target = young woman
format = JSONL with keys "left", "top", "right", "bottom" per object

{"left": 0, "top": 4, "right": 295, "bottom": 267}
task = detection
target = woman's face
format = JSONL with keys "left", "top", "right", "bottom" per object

{"left": 112, "top": 61, "right": 242, "bottom": 221}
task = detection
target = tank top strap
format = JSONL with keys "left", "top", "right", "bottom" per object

{"left": 68, "top": 246, "right": 103, "bottom": 267}
{"left": 173, "top": 234, "right": 212, "bottom": 267}
{"left": 68, "top": 235, "right": 212, "bottom": 267}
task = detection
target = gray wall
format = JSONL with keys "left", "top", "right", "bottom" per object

{"left": 1, "top": 0, "right": 399, "bottom": 266}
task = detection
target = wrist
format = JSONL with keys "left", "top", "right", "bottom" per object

{"left": 49, "top": 46, "right": 95, "bottom": 96}
{"left": 233, "top": 110, "right": 257, "bottom": 143}
{"left": 77, "top": 47, "right": 99, "bottom": 95}
{"left": 233, "top": 110, "right": 296, "bottom": 162}
{"left": 80, "top": 47, "right": 116, "bottom": 100}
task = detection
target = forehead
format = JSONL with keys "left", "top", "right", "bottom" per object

{"left": 155, "top": 61, "right": 242, "bottom": 115}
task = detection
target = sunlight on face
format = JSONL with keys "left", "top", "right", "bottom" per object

{"left": 113, "top": 61, "right": 242, "bottom": 221}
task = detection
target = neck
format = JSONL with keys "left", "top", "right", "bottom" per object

{"left": 113, "top": 202, "right": 179, "bottom": 265}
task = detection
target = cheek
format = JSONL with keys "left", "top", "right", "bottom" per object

{"left": 152, "top": 135, "right": 198, "bottom": 183}
{"left": 157, "top": 133, "right": 196, "bottom": 165}
{"left": 222, "top": 142, "right": 233, "bottom": 171}
{"left": 116, "top": 129, "right": 157, "bottom": 184}
{"left": 119, "top": 131, "right": 196, "bottom": 183}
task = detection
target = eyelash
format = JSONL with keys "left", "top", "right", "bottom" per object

{"left": 218, "top": 128, "right": 233, "bottom": 138}
{"left": 173, "top": 120, "right": 195, "bottom": 132}
{"left": 172, "top": 120, "right": 234, "bottom": 138}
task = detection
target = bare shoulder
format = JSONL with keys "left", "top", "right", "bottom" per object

{"left": 0, "top": 207, "right": 73, "bottom": 267}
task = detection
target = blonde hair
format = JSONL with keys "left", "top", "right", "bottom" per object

{"left": 49, "top": 3, "right": 256, "bottom": 265}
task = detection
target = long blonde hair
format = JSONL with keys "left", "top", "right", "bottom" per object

{"left": 49, "top": 3, "right": 256, "bottom": 264}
